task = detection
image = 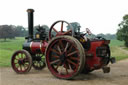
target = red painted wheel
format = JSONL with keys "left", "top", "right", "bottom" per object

{"left": 49, "top": 20, "right": 74, "bottom": 40}
{"left": 11, "top": 50, "right": 32, "bottom": 74}
{"left": 45, "top": 36, "right": 85, "bottom": 79}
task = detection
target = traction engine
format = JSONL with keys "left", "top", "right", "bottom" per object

{"left": 11, "top": 9, "right": 115, "bottom": 79}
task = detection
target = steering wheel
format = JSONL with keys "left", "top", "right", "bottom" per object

{"left": 49, "top": 20, "right": 74, "bottom": 40}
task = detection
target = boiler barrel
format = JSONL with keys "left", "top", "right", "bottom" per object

{"left": 23, "top": 41, "right": 48, "bottom": 54}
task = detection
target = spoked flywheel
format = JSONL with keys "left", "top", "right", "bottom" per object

{"left": 32, "top": 53, "right": 46, "bottom": 70}
{"left": 11, "top": 50, "right": 32, "bottom": 74}
{"left": 45, "top": 36, "right": 85, "bottom": 79}
{"left": 49, "top": 20, "right": 74, "bottom": 40}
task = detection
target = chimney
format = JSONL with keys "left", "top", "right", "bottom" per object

{"left": 27, "top": 9, "right": 34, "bottom": 39}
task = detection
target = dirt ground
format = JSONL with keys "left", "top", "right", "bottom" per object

{"left": 0, "top": 59, "right": 128, "bottom": 85}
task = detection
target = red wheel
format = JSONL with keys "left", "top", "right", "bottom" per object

{"left": 11, "top": 50, "right": 32, "bottom": 74}
{"left": 45, "top": 36, "right": 85, "bottom": 79}
{"left": 49, "top": 20, "right": 74, "bottom": 40}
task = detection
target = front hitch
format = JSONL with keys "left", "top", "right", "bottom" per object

{"left": 110, "top": 57, "right": 116, "bottom": 64}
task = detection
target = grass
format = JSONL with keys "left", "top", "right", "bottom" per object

{"left": 110, "top": 39, "right": 128, "bottom": 61}
{"left": 110, "top": 46, "right": 128, "bottom": 61}
{"left": 110, "top": 39, "right": 124, "bottom": 46}
{"left": 0, "top": 38, "right": 128, "bottom": 67}
{"left": 0, "top": 37, "right": 25, "bottom": 67}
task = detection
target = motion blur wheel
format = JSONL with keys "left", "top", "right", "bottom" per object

{"left": 11, "top": 50, "right": 32, "bottom": 74}
{"left": 32, "top": 53, "right": 46, "bottom": 70}
{"left": 45, "top": 36, "right": 85, "bottom": 79}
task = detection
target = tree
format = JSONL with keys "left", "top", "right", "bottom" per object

{"left": 0, "top": 25, "right": 27, "bottom": 41}
{"left": 116, "top": 14, "right": 128, "bottom": 47}
{"left": 15, "top": 26, "right": 27, "bottom": 37}
{"left": 0, "top": 25, "right": 15, "bottom": 41}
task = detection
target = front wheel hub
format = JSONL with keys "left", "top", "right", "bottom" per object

{"left": 18, "top": 59, "right": 24, "bottom": 65}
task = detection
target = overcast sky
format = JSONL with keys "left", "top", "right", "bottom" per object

{"left": 0, "top": 0, "right": 128, "bottom": 34}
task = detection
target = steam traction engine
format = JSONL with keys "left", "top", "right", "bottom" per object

{"left": 11, "top": 9, "right": 115, "bottom": 79}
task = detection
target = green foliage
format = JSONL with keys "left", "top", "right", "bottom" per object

{"left": 117, "top": 14, "right": 128, "bottom": 47}
{"left": 0, "top": 25, "right": 15, "bottom": 41}
{"left": 15, "top": 26, "right": 27, "bottom": 37}
{"left": 0, "top": 25, "right": 27, "bottom": 41}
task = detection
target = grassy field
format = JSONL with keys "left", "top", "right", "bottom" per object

{"left": 110, "top": 40, "right": 128, "bottom": 61}
{"left": 0, "top": 38, "right": 128, "bottom": 67}
{"left": 0, "top": 37, "right": 25, "bottom": 67}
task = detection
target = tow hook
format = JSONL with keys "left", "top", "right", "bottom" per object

{"left": 110, "top": 57, "right": 116, "bottom": 64}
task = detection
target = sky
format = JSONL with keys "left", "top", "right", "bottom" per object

{"left": 0, "top": 0, "right": 128, "bottom": 34}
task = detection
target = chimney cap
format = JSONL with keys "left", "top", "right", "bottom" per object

{"left": 27, "top": 9, "right": 34, "bottom": 12}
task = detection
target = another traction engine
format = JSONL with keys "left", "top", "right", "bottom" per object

{"left": 11, "top": 9, "right": 115, "bottom": 79}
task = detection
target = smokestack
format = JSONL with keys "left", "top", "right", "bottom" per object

{"left": 27, "top": 9, "right": 34, "bottom": 39}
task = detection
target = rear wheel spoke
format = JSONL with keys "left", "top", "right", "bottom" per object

{"left": 67, "top": 51, "right": 78, "bottom": 56}
{"left": 57, "top": 45, "right": 62, "bottom": 54}
{"left": 67, "top": 59, "right": 77, "bottom": 67}
{"left": 55, "top": 61, "right": 61, "bottom": 70}
{"left": 68, "top": 45, "right": 73, "bottom": 53}
{"left": 68, "top": 64, "right": 73, "bottom": 72}
{"left": 59, "top": 40, "right": 64, "bottom": 49}
{"left": 50, "top": 59, "right": 60, "bottom": 65}
{"left": 50, "top": 48, "right": 60, "bottom": 55}
{"left": 64, "top": 42, "right": 69, "bottom": 52}
{"left": 64, "top": 63, "right": 69, "bottom": 74}
{"left": 52, "top": 55, "right": 59, "bottom": 58}
{"left": 70, "top": 56, "right": 79, "bottom": 61}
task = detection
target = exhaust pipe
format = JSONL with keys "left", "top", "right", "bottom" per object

{"left": 27, "top": 9, "right": 34, "bottom": 39}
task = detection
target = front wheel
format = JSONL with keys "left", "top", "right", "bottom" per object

{"left": 11, "top": 50, "right": 32, "bottom": 74}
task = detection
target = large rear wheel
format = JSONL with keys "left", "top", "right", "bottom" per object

{"left": 45, "top": 36, "right": 85, "bottom": 79}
